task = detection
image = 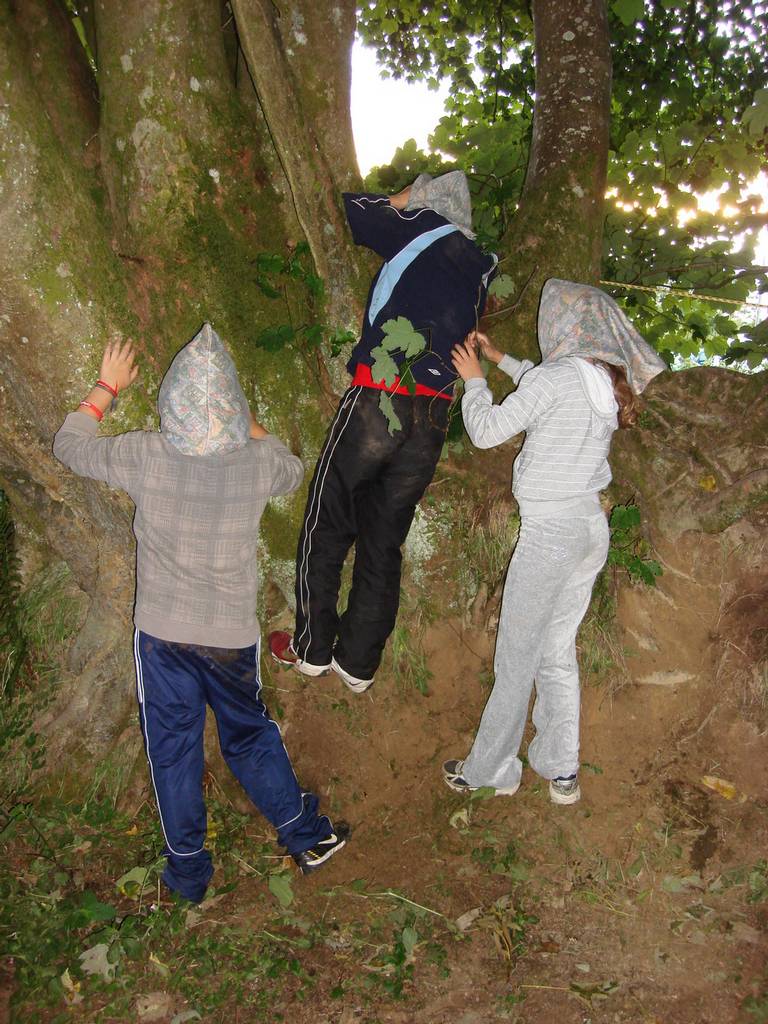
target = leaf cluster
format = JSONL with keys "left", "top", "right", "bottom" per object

{"left": 607, "top": 502, "right": 663, "bottom": 586}
{"left": 369, "top": 316, "right": 428, "bottom": 433}
{"left": 358, "top": 0, "right": 768, "bottom": 365}
{"left": 252, "top": 242, "right": 355, "bottom": 357}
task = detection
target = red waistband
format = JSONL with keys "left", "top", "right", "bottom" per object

{"left": 351, "top": 362, "right": 453, "bottom": 400}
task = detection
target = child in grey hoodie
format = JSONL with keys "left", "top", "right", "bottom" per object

{"left": 53, "top": 324, "right": 347, "bottom": 902}
{"left": 443, "top": 279, "right": 666, "bottom": 804}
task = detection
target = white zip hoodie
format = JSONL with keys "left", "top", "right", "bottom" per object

{"left": 462, "top": 354, "right": 619, "bottom": 517}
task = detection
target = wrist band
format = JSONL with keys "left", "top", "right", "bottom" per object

{"left": 96, "top": 379, "right": 118, "bottom": 397}
{"left": 79, "top": 401, "right": 104, "bottom": 421}
{"left": 94, "top": 382, "right": 118, "bottom": 406}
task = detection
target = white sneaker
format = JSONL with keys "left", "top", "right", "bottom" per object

{"left": 331, "top": 657, "right": 374, "bottom": 693}
{"left": 549, "top": 775, "right": 581, "bottom": 805}
{"left": 268, "top": 631, "right": 331, "bottom": 677}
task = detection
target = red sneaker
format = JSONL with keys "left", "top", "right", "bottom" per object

{"left": 267, "top": 631, "right": 331, "bottom": 677}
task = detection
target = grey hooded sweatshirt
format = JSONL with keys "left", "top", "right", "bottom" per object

{"left": 463, "top": 356, "right": 618, "bottom": 517}
{"left": 53, "top": 324, "right": 303, "bottom": 647}
{"left": 461, "top": 279, "right": 664, "bottom": 517}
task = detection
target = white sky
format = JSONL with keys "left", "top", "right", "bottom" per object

{"left": 351, "top": 40, "right": 767, "bottom": 305}
{"left": 351, "top": 41, "right": 448, "bottom": 175}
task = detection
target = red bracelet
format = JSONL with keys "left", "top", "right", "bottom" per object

{"left": 96, "top": 379, "right": 118, "bottom": 397}
{"left": 79, "top": 401, "right": 104, "bottom": 421}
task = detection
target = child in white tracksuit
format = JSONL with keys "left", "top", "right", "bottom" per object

{"left": 443, "top": 279, "right": 666, "bottom": 804}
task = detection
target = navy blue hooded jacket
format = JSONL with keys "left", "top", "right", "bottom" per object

{"left": 344, "top": 193, "right": 497, "bottom": 393}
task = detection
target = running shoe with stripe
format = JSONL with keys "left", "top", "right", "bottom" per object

{"left": 442, "top": 759, "right": 520, "bottom": 796}
{"left": 268, "top": 630, "right": 331, "bottom": 677}
{"left": 331, "top": 656, "right": 374, "bottom": 693}
{"left": 293, "top": 823, "right": 350, "bottom": 875}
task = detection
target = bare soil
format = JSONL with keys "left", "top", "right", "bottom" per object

{"left": 199, "top": 521, "right": 765, "bottom": 1024}
{"left": 4, "top": 527, "right": 766, "bottom": 1024}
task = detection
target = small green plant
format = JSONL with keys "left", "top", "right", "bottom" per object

{"left": 371, "top": 917, "right": 419, "bottom": 999}
{"left": 607, "top": 502, "right": 662, "bottom": 586}
{"left": 391, "top": 623, "right": 432, "bottom": 694}
{"left": 476, "top": 893, "right": 538, "bottom": 965}
{"left": 251, "top": 243, "right": 356, "bottom": 357}
{"left": 470, "top": 837, "right": 529, "bottom": 882}
{"left": 577, "top": 570, "right": 629, "bottom": 688}
{"left": 456, "top": 499, "right": 520, "bottom": 606}
{"left": 742, "top": 990, "right": 768, "bottom": 1023}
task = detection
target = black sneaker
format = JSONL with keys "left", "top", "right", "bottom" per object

{"left": 293, "top": 822, "right": 350, "bottom": 875}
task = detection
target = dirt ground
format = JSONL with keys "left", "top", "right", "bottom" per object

{"left": 2, "top": 526, "right": 766, "bottom": 1023}
{"left": 248, "top": 523, "right": 767, "bottom": 1023}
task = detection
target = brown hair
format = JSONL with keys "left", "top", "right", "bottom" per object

{"left": 590, "top": 359, "right": 640, "bottom": 429}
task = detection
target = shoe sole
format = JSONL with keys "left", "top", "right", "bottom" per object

{"left": 331, "top": 657, "right": 374, "bottom": 693}
{"left": 270, "top": 652, "right": 331, "bottom": 677}
{"left": 442, "top": 771, "right": 520, "bottom": 797}
{"left": 549, "top": 783, "right": 581, "bottom": 805}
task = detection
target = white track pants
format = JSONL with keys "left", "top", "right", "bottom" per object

{"left": 462, "top": 513, "right": 609, "bottom": 791}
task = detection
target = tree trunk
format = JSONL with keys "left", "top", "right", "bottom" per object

{"left": 0, "top": 0, "right": 361, "bottom": 770}
{"left": 492, "top": 0, "right": 612, "bottom": 360}
{"left": 230, "top": 0, "right": 369, "bottom": 333}
{"left": 1, "top": 0, "right": 765, "bottom": 788}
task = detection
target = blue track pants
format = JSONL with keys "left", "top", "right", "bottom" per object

{"left": 133, "top": 630, "right": 332, "bottom": 902}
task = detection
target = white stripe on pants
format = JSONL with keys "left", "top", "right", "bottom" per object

{"left": 462, "top": 513, "right": 609, "bottom": 791}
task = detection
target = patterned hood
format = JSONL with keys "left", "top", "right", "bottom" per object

{"left": 158, "top": 322, "right": 250, "bottom": 456}
{"left": 538, "top": 279, "right": 667, "bottom": 394}
{"left": 405, "top": 170, "right": 475, "bottom": 239}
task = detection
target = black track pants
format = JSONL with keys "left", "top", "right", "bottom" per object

{"left": 293, "top": 386, "right": 449, "bottom": 679}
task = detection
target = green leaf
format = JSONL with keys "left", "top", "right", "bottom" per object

{"left": 746, "top": 317, "right": 768, "bottom": 347}
{"left": 78, "top": 890, "right": 117, "bottom": 923}
{"left": 469, "top": 786, "right": 497, "bottom": 801}
{"left": 254, "top": 324, "right": 295, "bottom": 352}
{"left": 609, "top": 503, "right": 641, "bottom": 530}
{"left": 268, "top": 871, "right": 294, "bottom": 909}
{"left": 380, "top": 316, "right": 426, "bottom": 358}
{"left": 370, "top": 345, "right": 400, "bottom": 387}
{"left": 401, "top": 925, "right": 418, "bottom": 957}
{"left": 302, "top": 324, "right": 324, "bottom": 349}
{"left": 742, "top": 89, "right": 768, "bottom": 137}
{"left": 488, "top": 273, "right": 516, "bottom": 299}
{"left": 378, "top": 391, "right": 403, "bottom": 435}
{"left": 612, "top": 0, "right": 644, "bottom": 26}
{"left": 115, "top": 866, "right": 155, "bottom": 898}
{"left": 254, "top": 278, "right": 281, "bottom": 300}
{"left": 255, "top": 253, "right": 285, "bottom": 275}
{"left": 632, "top": 560, "right": 661, "bottom": 587}
{"left": 328, "top": 327, "right": 357, "bottom": 358}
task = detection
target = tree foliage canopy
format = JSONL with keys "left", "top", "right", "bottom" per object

{"left": 358, "top": 0, "right": 768, "bottom": 366}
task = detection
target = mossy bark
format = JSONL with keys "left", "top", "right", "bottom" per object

{"left": 0, "top": 0, "right": 358, "bottom": 766}
{"left": 1, "top": 0, "right": 764, "bottom": 784}
{"left": 489, "top": 0, "right": 611, "bottom": 361}
{"left": 610, "top": 367, "right": 768, "bottom": 538}
{"left": 230, "top": 0, "right": 370, "bottom": 331}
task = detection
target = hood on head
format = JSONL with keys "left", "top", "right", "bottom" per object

{"left": 569, "top": 357, "right": 619, "bottom": 426}
{"left": 158, "top": 322, "right": 250, "bottom": 456}
{"left": 405, "top": 170, "right": 475, "bottom": 238}
{"left": 537, "top": 279, "right": 667, "bottom": 394}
